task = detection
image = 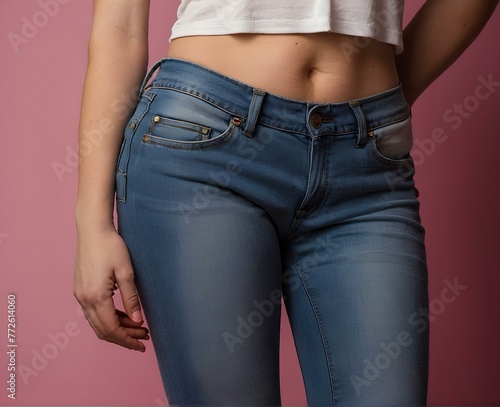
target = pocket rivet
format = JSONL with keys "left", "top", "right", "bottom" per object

{"left": 130, "top": 122, "right": 136, "bottom": 130}
{"left": 153, "top": 116, "right": 160, "bottom": 123}
{"left": 368, "top": 131, "right": 375, "bottom": 138}
{"left": 142, "top": 135, "right": 148, "bottom": 142}
{"left": 201, "top": 127, "right": 209, "bottom": 134}
{"left": 231, "top": 117, "right": 242, "bottom": 126}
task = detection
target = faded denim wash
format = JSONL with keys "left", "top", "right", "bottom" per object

{"left": 116, "top": 58, "right": 429, "bottom": 407}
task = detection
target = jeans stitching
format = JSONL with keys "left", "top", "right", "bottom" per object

{"left": 285, "top": 249, "right": 338, "bottom": 406}
{"left": 141, "top": 124, "right": 238, "bottom": 151}
{"left": 116, "top": 92, "right": 156, "bottom": 203}
{"left": 306, "top": 136, "right": 331, "bottom": 216}
{"left": 370, "top": 138, "right": 415, "bottom": 167}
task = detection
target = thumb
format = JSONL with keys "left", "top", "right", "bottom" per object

{"left": 116, "top": 266, "right": 143, "bottom": 324}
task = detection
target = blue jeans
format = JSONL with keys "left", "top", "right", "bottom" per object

{"left": 116, "top": 58, "right": 429, "bottom": 407}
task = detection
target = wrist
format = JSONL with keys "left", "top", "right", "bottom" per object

{"left": 75, "top": 204, "right": 115, "bottom": 234}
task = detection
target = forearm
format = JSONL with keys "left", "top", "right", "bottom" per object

{"left": 396, "top": 0, "right": 499, "bottom": 106}
{"left": 76, "top": 2, "right": 149, "bottom": 230}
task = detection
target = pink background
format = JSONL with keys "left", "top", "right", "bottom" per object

{"left": 1, "top": 0, "right": 499, "bottom": 406}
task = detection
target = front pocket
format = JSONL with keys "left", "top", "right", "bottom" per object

{"left": 148, "top": 116, "right": 214, "bottom": 142}
{"left": 141, "top": 115, "right": 241, "bottom": 151}
{"left": 369, "top": 115, "right": 414, "bottom": 166}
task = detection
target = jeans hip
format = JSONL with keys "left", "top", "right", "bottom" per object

{"left": 114, "top": 58, "right": 428, "bottom": 406}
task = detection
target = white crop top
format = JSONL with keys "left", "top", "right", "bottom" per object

{"left": 170, "top": 0, "right": 405, "bottom": 53}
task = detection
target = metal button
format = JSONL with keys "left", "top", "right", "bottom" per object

{"left": 129, "top": 122, "right": 136, "bottom": 130}
{"left": 310, "top": 113, "right": 322, "bottom": 128}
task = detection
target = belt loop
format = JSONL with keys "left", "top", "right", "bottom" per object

{"left": 242, "top": 89, "right": 266, "bottom": 137}
{"left": 349, "top": 100, "right": 367, "bottom": 147}
{"left": 138, "top": 58, "right": 167, "bottom": 101}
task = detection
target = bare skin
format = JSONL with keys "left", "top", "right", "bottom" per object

{"left": 167, "top": 33, "right": 400, "bottom": 103}
{"left": 73, "top": 0, "right": 498, "bottom": 353}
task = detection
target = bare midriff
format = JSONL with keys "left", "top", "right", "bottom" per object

{"left": 167, "top": 32, "right": 400, "bottom": 104}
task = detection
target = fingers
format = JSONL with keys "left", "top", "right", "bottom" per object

{"left": 112, "top": 247, "right": 143, "bottom": 323}
{"left": 115, "top": 265, "right": 144, "bottom": 324}
{"left": 116, "top": 310, "right": 150, "bottom": 337}
{"left": 84, "top": 297, "right": 148, "bottom": 352}
{"left": 73, "top": 230, "right": 149, "bottom": 352}
{"left": 95, "top": 300, "right": 148, "bottom": 351}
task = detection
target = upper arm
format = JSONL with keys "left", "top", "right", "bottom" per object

{"left": 407, "top": 0, "right": 499, "bottom": 48}
{"left": 430, "top": 0, "right": 499, "bottom": 39}
{"left": 397, "top": 0, "right": 499, "bottom": 105}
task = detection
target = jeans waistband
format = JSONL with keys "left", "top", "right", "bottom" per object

{"left": 140, "top": 58, "right": 411, "bottom": 138}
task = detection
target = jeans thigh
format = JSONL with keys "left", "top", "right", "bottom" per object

{"left": 116, "top": 90, "right": 283, "bottom": 406}
{"left": 283, "top": 199, "right": 429, "bottom": 407}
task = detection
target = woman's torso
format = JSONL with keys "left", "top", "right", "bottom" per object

{"left": 167, "top": 33, "right": 400, "bottom": 104}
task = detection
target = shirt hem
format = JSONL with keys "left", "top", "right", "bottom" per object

{"left": 169, "top": 19, "right": 404, "bottom": 53}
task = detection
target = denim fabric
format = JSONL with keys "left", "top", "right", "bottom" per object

{"left": 116, "top": 58, "right": 429, "bottom": 407}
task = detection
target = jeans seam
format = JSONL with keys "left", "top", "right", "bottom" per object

{"left": 295, "top": 139, "right": 315, "bottom": 216}
{"left": 116, "top": 92, "right": 156, "bottom": 203}
{"left": 281, "top": 216, "right": 301, "bottom": 244}
{"left": 286, "top": 249, "right": 338, "bottom": 406}
{"left": 141, "top": 125, "right": 237, "bottom": 151}
{"left": 305, "top": 136, "right": 331, "bottom": 216}
{"left": 367, "top": 112, "right": 411, "bottom": 132}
